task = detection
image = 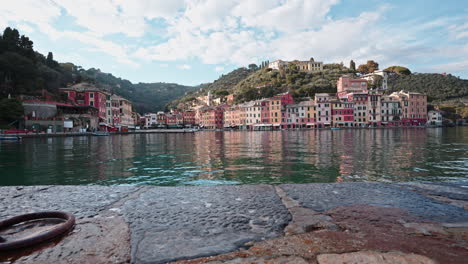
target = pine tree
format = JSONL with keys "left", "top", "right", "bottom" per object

{"left": 350, "top": 60, "right": 356, "bottom": 71}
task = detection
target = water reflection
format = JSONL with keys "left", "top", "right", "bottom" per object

{"left": 0, "top": 127, "right": 467, "bottom": 186}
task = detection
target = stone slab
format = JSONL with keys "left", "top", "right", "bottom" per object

{"left": 279, "top": 182, "right": 468, "bottom": 222}
{"left": 121, "top": 185, "right": 291, "bottom": 264}
{"left": 0, "top": 186, "right": 139, "bottom": 219}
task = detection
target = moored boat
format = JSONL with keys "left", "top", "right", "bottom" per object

{"left": 0, "top": 136, "right": 22, "bottom": 140}
{"left": 92, "top": 132, "right": 110, "bottom": 136}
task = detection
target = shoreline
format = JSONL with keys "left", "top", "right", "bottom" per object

{"left": 0, "top": 126, "right": 457, "bottom": 139}
{"left": 1, "top": 182, "right": 467, "bottom": 263}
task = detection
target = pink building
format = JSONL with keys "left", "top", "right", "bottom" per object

{"left": 314, "top": 93, "right": 335, "bottom": 128}
{"left": 345, "top": 93, "right": 368, "bottom": 127}
{"left": 260, "top": 100, "right": 270, "bottom": 124}
{"left": 198, "top": 106, "right": 227, "bottom": 129}
{"left": 337, "top": 76, "right": 368, "bottom": 97}
{"left": 390, "top": 91, "right": 427, "bottom": 126}
{"left": 183, "top": 111, "right": 196, "bottom": 126}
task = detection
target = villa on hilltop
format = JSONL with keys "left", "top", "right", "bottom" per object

{"left": 268, "top": 58, "right": 323, "bottom": 72}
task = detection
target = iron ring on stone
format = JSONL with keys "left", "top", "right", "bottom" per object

{"left": 0, "top": 211, "right": 75, "bottom": 251}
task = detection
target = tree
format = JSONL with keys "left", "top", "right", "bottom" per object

{"left": 367, "top": 60, "right": 379, "bottom": 73}
{"left": 357, "top": 60, "right": 379, "bottom": 74}
{"left": 214, "top": 89, "right": 229, "bottom": 97}
{"left": 248, "top": 63, "right": 258, "bottom": 71}
{"left": 369, "top": 75, "right": 383, "bottom": 89}
{"left": 0, "top": 98, "right": 24, "bottom": 127}
{"left": 350, "top": 60, "right": 356, "bottom": 71}
{"left": 357, "top": 64, "right": 369, "bottom": 74}
{"left": 385, "top": 66, "right": 411, "bottom": 75}
{"left": 2, "top": 27, "right": 20, "bottom": 52}
{"left": 46, "top": 52, "right": 54, "bottom": 67}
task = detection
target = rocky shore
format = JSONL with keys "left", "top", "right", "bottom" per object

{"left": 0, "top": 182, "right": 467, "bottom": 263}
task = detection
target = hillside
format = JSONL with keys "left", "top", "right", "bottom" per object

{"left": 233, "top": 63, "right": 356, "bottom": 103}
{"left": 0, "top": 26, "right": 196, "bottom": 116}
{"left": 168, "top": 63, "right": 357, "bottom": 109}
{"left": 76, "top": 68, "right": 197, "bottom": 113}
{"left": 167, "top": 67, "right": 256, "bottom": 109}
{"left": 387, "top": 73, "right": 468, "bottom": 102}
{"left": 169, "top": 62, "right": 468, "bottom": 109}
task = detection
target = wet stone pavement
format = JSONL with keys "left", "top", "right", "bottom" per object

{"left": 0, "top": 182, "right": 467, "bottom": 264}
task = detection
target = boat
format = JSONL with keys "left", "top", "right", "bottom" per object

{"left": 92, "top": 132, "right": 110, "bottom": 136}
{"left": 0, "top": 136, "right": 22, "bottom": 141}
{"left": 331, "top": 127, "right": 341, "bottom": 130}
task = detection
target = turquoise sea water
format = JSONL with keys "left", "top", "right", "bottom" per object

{"left": 0, "top": 127, "right": 467, "bottom": 186}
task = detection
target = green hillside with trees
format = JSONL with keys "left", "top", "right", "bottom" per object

{"left": 166, "top": 66, "right": 259, "bottom": 109}
{"left": 233, "top": 63, "right": 355, "bottom": 102}
{"left": 387, "top": 73, "right": 468, "bottom": 102}
{"left": 0, "top": 26, "right": 197, "bottom": 121}
{"left": 169, "top": 60, "right": 467, "bottom": 109}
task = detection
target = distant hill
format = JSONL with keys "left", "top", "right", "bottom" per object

{"left": 0, "top": 26, "right": 197, "bottom": 114}
{"left": 168, "top": 63, "right": 357, "bottom": 108}
{"left": 388, "top": 73, "right": 468, "bottom": 102}
{"left": 169, "top": 63, "right": 468, "bottom": 109}
{"left": 232, "top": 63, "right": 355, "bottom": 102}
{"left": 167, "top": 67, "right": 256, "bottom": 109}
{"left": 77, "top": 68, "right": 197, "bottom": 113}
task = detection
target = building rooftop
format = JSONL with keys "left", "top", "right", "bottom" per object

{"left": 60, "top": 83, "right": 109, "bottom": 94}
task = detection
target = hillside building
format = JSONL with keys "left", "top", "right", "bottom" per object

{"left": 268, "top": 58, "right": 323, "bottom": 72}
{"left": 362, "top": 70, "right": 389, "bottom": 90}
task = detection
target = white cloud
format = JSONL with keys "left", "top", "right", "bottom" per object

{"left": 1, "top": 0, "right": 467, "bottom": 77}
{"left": 177, "top": 64, "right": 192, "bottom": 70}
{"left": 422, "top": 60, "right": 468, "bottom": 74}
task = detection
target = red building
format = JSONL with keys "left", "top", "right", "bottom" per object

{"left": 331, "top": 100, "right": 354, "bottom": 127}
{"left": 183, "top": 111, "right": 196, "bottom": 126}
{"left": 198, "top": 106, "right": 227, "bottom": 129}
{"left": 60, "top": 83, "right": 109, "bottom": 124}
{"left": 260, "top": 100, "right": 270, "bottom": 124}
{"left": 166, "top": 114, "right": 177, "bottom": 127}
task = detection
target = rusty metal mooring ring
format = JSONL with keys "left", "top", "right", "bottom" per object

{"left": 0, "top": 211, "right": 75, "bottom": 251}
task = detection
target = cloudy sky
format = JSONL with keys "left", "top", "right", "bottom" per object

{"left": 1, "top": 0, "right": 467, "bottom": 85}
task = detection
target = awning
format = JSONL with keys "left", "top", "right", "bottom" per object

{"left": 99, "top": 122, "right": 113, "bottom": 127}
{"left": 273, "top": 124, "right": 280, "bottom": 126}
{"left": 306, "top": 123, "right": 315, "bottom": 126}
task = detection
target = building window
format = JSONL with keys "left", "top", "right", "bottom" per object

{"left": 90, "top": 101, "right": 94, "bottom": 106}
{"left": 90, "top": 93, "right": 94, "bottom": 98}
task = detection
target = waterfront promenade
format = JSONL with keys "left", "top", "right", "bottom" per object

{"left": 0, "top": 129, "right": 196, "bottom": 138}
{"left": 1, "top": 182, "right": 467, "bottom": 263}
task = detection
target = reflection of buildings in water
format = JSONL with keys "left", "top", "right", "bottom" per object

{"left": 315, "top": 130, "right": 333, "bottom": 168}
{"left": 354, "top": 129, "right": 429, "bottom": 180}
{"left": 337, "top": 130, "right": 356, "bottom": 176}
{"left": 92, "top": 135, "right": 137, "bottom": 181}
{"left": 192, "top": 131, "right": 226, "bottom": 180}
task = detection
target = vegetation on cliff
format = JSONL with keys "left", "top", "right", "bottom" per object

{"left": 387, "top": 73, "right": 468, "bottom": 102}
{"left": 0, "top": 27, "right": 197, "bottom": 115}
{"left": 385, "top": 66, "right": 411, "bottom": 75}
{"left": 233, "top": 63, "right": 356, "bottom": 103}
{"left": 166, "top": 67, "right": 256, "bottom": 109}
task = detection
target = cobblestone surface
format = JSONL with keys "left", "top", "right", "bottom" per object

{"left": 121, "top": 185, "right": 291, "bottom": 264}
{"left": 280, "top": 182, "right": 468, "bottom": 222}
{"left": 0, "top": 182, "right": 467, "bottom": 263}
{"left": 0, "top": 186, "right": 139, "bottom": 219}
